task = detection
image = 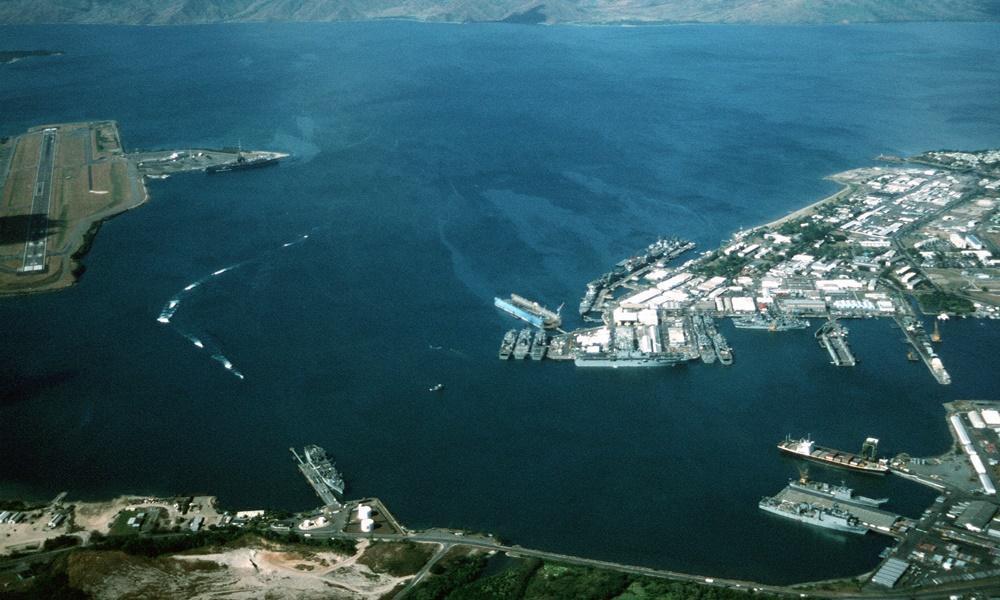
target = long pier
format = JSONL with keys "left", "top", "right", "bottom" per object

{"left": 771, "top": 483, "right": 903, "bottom": 537}
{"left": 816, "top": 320, "right": 856, "bottom": 367}
{"left": 894, "top": 315, "right": 950, "bottom": 385}
{"left": 290, "top": 447, "right": 341, "bottom": 508}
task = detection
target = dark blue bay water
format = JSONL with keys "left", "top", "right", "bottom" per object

{"left": 1, "top": 22, "right": 999, "bottom": 583}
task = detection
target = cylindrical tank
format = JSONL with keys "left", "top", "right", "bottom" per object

{"left": 360, "top": 518, "right": 374, "bottom": 533}
{"left": 357, "top": 505, "right": 372, "bottom": 521}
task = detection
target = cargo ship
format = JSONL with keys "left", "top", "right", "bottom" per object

{"left": 778, "top": 436, "right": 889, "bottom": 475}
{"left": 495, "top": 294, "right": 562, "bottom": 329}
{"left": 498, "top": 329, "right": 517, "bottom": 360}
{"left": 758, "top": 496, "right": 867, "bottom": 534}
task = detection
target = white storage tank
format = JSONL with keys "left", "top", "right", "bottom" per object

{"left": 360, "top": 518, "right": 374, "bottom": 533}
{"left": 356, "top": 505, "right": 372, "bottom": 521}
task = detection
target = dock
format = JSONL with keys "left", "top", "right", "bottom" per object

{"left": 495, "top": 293, "right": 562, "bottom": 329}
{"left": 895, "top": 315, "right": 950, "bottom": 385}
{"left": 291, "top": 446, "right": 343, "bottom": 508}
{"left": 815, "top": 320, "right": 856, "bottom": 367}
{"left": 771, "top": 482, "right": 903, "bottom": 536}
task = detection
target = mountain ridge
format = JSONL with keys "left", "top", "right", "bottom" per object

{"left": 1, "top": 0, "right": 998, "bottom": 25}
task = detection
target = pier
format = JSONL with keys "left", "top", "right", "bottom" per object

{"left": 815, "top": 320, "right": 856, "bottom": 367}
{"left": 291, "top": 446, "right": 344, "bottom": 508}
{"left": 894, "top": 315, "right": 951, "bottom": 385}
{"left": 770, "top": 482, "right": 904, "bottom": 536}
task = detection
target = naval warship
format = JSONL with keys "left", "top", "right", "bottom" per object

{"left": 759, "top": 496, "right": 867, "bottom": 534}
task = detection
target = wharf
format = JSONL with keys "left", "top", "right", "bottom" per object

{"left": 894, "top": 315, "right": 950, "bottom": 385}
{"left": 816, "top": 320, "right": 856, "bottom": 367}
{"left": 290, "top": 446, "right": 344, "bottom": 508}
{"left": 772, "top": 484, "right": 903, "bottom": 536}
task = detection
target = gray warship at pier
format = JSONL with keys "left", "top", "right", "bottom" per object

{"left": 291, "top": 445, "right": 345, "bottom": 508}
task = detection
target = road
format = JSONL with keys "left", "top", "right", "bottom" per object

{"left": 395, "top": 542, "right": 451, "bottom": 599}
{"left": 20, "top": 129, "right": 57, "bottom": 273}
{"left": 295, "top": 526, "right": 1000, "bottom": 599}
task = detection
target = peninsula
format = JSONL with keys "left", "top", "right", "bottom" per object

{"left": 0, "top": 121, "right": 286, "bottom": 296}
{"left": 500, "top": 149, "right": 1000, "bottom": 386}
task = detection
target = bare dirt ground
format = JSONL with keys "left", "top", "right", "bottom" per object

{"left": 71, "top": 538, "right": 416, "bottom": 600}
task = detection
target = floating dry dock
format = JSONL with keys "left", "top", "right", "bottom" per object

{"left": 495, "top": 293, "right": 562, "bottom": 329}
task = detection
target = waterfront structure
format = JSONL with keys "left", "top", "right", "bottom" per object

{"left": 778, "top": 436, "right": 889, "bottom": 475}
{"left": 758, "top": 496, "right": 867, "bottom": 534}
{"left": 495, "top": 294, "right": 561, "bottom": 329}
{"left": 291, "top": 445, "right": 345, "bottom": 507}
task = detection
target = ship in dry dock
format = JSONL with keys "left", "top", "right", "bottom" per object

{"left": 495, "top": 293, "right": 562, "bottom": 329}
{"left": 778, "top": 435, "right": 889, "bottom": 475}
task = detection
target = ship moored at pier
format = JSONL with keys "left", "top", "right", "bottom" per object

{"left": 778, "top": 435, "right": 889, "bottom": 475}
{"left": 758, "top": 496, "right": 868, "bottom": 534}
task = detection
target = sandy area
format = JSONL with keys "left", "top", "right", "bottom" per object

{"left": 76, "top": 539, "right": 410, "bottom": 600}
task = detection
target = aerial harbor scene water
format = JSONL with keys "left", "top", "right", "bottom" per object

{"left": 1, "top": 12, "right": 1000, "bottom": 599}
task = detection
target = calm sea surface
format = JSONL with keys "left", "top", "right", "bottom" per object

{"left": 1, "top": 22, "right": 999, "bottom": 583}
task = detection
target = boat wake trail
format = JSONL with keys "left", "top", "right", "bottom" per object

{"left": 155, "top": 228, "right": 321, "bottom": 379}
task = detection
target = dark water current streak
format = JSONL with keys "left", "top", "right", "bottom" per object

{"left": 0, "top": 22, "right": 999, "bottom": 583}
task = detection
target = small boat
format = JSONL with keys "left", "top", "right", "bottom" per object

{"left": 429, "top": 383, "right": 444, "bottom": 392}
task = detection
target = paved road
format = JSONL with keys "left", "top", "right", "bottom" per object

{"left": 297, "top": 527, "right": 1000, "bottom": 598}
{"left": 20, "top": 129, "right": 57, "bottom": 273}
{"left": 395, "top": 542, "right": 451, "bottom": 599}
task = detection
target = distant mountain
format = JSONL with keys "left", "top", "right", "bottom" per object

{"left": 0, "top": 0, "right": 997, "bottom": 25}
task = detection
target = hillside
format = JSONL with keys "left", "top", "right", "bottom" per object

{"left": 0, "top": 0, "right": 998, "bottom": 25}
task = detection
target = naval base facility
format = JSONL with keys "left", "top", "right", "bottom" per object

{"left": 756, "top": 401, "right": 1000, "bottom": 592}
{"left": 496, "top": 149, "right": 1000, "bottom": 381}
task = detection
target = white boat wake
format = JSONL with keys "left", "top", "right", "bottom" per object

{"left": 155, "top": 228, "right": 321, "bottom": 379}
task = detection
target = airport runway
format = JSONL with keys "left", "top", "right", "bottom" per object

{"left": 20, "top": 128, "right": 57, "bottom": 273}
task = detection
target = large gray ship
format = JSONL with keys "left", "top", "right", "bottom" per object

{"left": 574, "top": 351, "right": 687, "bottom": 368}
{"left": 789, "top": 478, "right": 888, "bottom": 508}
{"left": 758, "top": 496, "right": 867, "bottom": 534}
{"left": 291, "top": 445, "right": 345, "bottom": 507}
{"left": 732, "top": 313, "right": 809, "bottom": 331}
{"left": 530, "top": 330, "right": 548, "bottom": 360}
{"left": 498, "top": 329, "right": 517, "bottom": 360}
{"left": 513, "top": 328, "right": 533, "bottom": 360}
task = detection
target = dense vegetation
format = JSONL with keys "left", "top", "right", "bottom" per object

{"left": 357, "top": 540, "right": 434, "bottom": 577}
{"left": 917, "top": 291, "right": 975, "bottom": 314}
{"left": 406, "top": 557, "right": 788, "bottom": 600}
